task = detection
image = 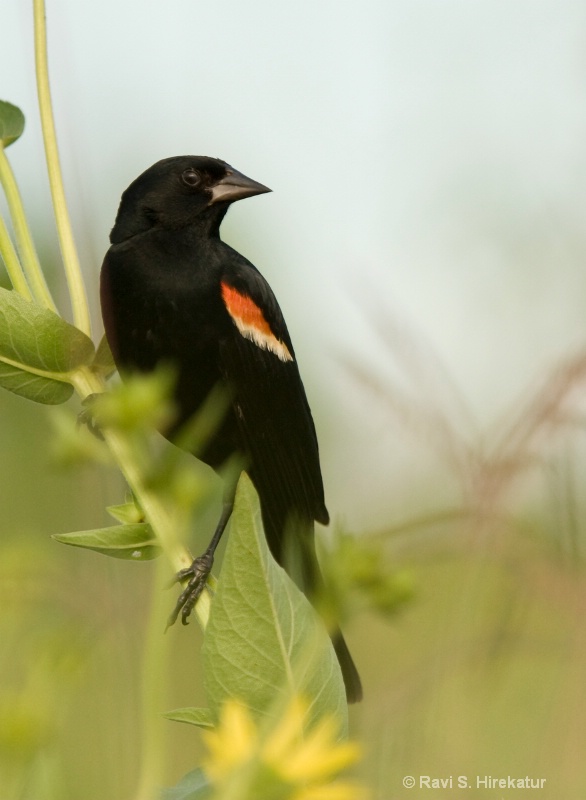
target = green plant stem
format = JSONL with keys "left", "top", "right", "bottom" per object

{"left": 71, "top": 365, "right": 213, "bottom": 629}
{"left": 0, "top": 147, "right": 55, "bottom": 308}
{"left": 0, "top": 212, "right": 32, "bottom": 300}
{"left": 33, "top": 0, "right": 91, "bottom": 336}
{"left": 134, "top": 555, "right": 171, "bottom": 800}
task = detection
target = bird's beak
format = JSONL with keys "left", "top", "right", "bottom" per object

{"left": 209, "top": 168, "right": 271, "bottom": 205}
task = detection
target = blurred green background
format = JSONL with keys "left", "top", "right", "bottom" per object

{"left": 2, "top": 1, "right": 586, "bottom": 797}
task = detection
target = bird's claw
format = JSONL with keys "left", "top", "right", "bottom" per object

{"left": 78, "top": 393, "right": 105, "bottom": 440}
{"left": 166, "top": 552, "right": 214, "bottom": 629}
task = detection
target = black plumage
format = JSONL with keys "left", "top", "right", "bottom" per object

{"left": 100, "top": 156, "right": 362, "bottom": 702}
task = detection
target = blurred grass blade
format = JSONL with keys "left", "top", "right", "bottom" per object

{"left": 160, "top": 768, "right": 211, "bottom": 800}
{"left": 162, "top": 708, "right": 214, "bottom": 729}
{"left": 53, "top": 523, "right": 161, "bottom": 560}
{"left": 202, "top": 474, "right": 347, "bottom": 730}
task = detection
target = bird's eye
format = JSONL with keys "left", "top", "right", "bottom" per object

{"left": 182, "top": 168, "right": 201, "bottom": 187}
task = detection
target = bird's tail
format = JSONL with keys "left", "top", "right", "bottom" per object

{"left": 333, "top": 630, "right": 363, "bottom": 704}
{"left": 296, "top": 535, "right": 363, "bottom": 703}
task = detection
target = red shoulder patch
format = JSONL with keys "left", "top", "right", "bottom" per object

{"left": 221, "top": 282, "right": 293, "bottom": 362}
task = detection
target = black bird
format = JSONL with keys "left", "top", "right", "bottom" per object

{"left": 100, "top": 156, "right": 362, "bottom": 703}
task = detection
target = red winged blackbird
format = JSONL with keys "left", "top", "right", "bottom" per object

{"left": 100, "top": 156, "right": 362, "bottom": 703}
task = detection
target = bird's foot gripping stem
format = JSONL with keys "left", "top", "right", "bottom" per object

{"left": 165, "top": 496, "right": 234, "bottom": 630}
{"left": 77, "top": 393, "right": 105, "bottom": 440}
{"left": 166, "top": 551, "right": 214, "bottom": 629}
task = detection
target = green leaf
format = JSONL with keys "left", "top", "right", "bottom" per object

{"left": 160, "top": 768, "right": 211, "bottom": 800}
{"left": 0, "top": 101, "right": 25, "bottom": 148}
{"left": 52, "top": 523, "right": 160, "bottom": 560}
{"left": 0, "top": 287, "right": 95, "bottom": 370}
{"left": 91, "top": 367, "right": 175, "bottom": 432}
{"left": 162, "top": 707, "right": 214, "bottom": 729}
{"left": 107, "top": 501, "right": 145, "bottom": 524}
{"left": 0, "top": 287, "right": 95, "bottom": 404}
{"left": 202, "top": 474, "right": 348, "bottom": 732}
{"left": 92, "top": 333, "right": 116, "bottom": 378}
{"left": 0, "top": 361, "right": 73, "bottom": 404}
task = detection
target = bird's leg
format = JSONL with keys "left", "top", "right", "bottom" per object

{"left": 166, "top": 496, "right": 234, "bottom": 629}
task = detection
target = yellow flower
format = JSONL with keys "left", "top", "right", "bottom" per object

{"left": 201, "top": 695, "right": 369, "bottom": 800}
{"left": 201, "top": 699, "right": 257, "bottom": 781}
{"left": 262, "top": 697, "right": 361, "bottom": 784}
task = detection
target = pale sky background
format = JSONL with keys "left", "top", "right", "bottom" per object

{"left": 2, "top": 1, "right": 586, "bottom": 530}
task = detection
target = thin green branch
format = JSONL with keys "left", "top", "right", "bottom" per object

{"left": 133, "top": 556, "right": 171, "bottom": 800}
{"left": 32, "top": 0, "right": 212, "bottom": 634}
{"left": 0, "top": 212, "right": 33, "bottom": 300}
{"left": 33, "top": 0, "right": 91, "bottom": 336}
{"left": 70, "top": 365, "right": 213, "bottom": 630}
{"left": 0, "top": 147, "right": 55, "bottom": 308}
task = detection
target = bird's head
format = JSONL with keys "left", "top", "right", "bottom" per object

{"left": 109, "top": 155, "right": 271, "bottom": 244}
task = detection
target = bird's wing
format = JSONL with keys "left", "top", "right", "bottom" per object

{"left": 218, "top": 262, "right": 329, "bottom": 565}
